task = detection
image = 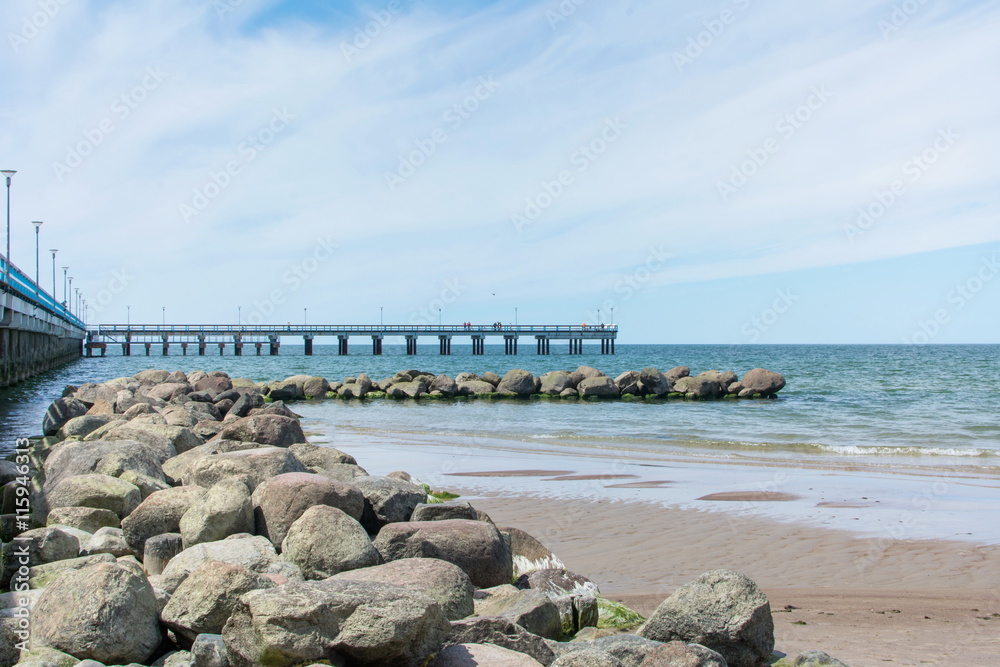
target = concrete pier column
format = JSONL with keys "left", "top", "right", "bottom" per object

{"left": 269, "top": 336, "right": 280, "bottom": 356}
{"left": 304, "top": 336, "right": 314, "bottom": 356}
{"left": 145, "top": 343, "right": 151, "bottom": 356}
{"left": 471, "top": 335, "right": 484, "bottom": 355}
{"left": 182, "top": 343, "right": 189, "bottom": 356}
{"left": 235, "top": 342, "right": 243, "bottom": 356}
{"left": 218, "top": 343, "right": 225, "bottom": 355}
{"left": 255, "top": 342, "right": 263, "bottom": 355}
{"left": 338, "top": 336, "right": 349, "bottom": 356}
{"left": 198, "top": 335, "right": 206, "bottom": 356}
{"left": 122, "top": 343, "right": 130, "bottom": 356}
{"left": 405, "top": 335, "right": 417, "bottom": 355}
{"left": 438, "top": 335, "right": 452, "bottom": 355}
{"left": 372, "top": 335, "right": 383, "bottom": 355}
{"left": 162, "top": 335, "right": 170, "bottom": 356}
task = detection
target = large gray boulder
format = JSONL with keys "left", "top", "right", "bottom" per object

{"left": 561, "top": 635, "right": 663, "bottom": 667}
{"left": 614, "top": 371, "right": 642, "bottom": 396}
{"left": 639, "top": 641, "right": 727, "bottom": 666}
{"left": 430, "top": 374, "right": 459, "bottom": 397}
{"left": 57, "top": 415, "right": 114, "bottom": 440}
{"left": 638, "top": 368, "right": 672, "bottom": 397}
{"left": 43, "top": 439, "right": 167, "bottom": 490}
{"left": 665, "top": 366, "right": 690, "bottom": 383}
{"left": 288, "top": 442, "right": 357, "bottom": 467}
{"left": 457, "top": 380, "right": 496, "bottom": 395}
{"left": 329, "top": 557, "right": 474, "bottom": 621}
{"left": 673, "top": 376, "right": 724, "bottom": 399}
{"left": 222, "top": 579, "right": 450, "bottom": 667}
{"left": 2, "top": 525, "right": 88, "bottom": 576}
{"left": 352, "top": 476, "right": 427, "bottom": 532}
{"left": 46, "top": 506, "right": 121, "bottom": 534}
{"left": 280, "top": 505, "right": 381, "bottom": 579}
{"left": 191, "top": 633, "right": 229, "bottom": 667}
{"left": 432, "top": 643, "right": 544, "bottom": 666}
{"left": 445, "top": 616, "right": 556, "bottom": 665}
{"left": 474, "top": 585, "right": 563, "bottom": 640}
{"left": 29, "top": 562, "right": 160, "bottom": 664}
{"left": 638, "top": 570, "right": 773, "bottom": 667}
{"left": 516, "top": 568, "right": 600, "bottom": 597}
{"left": 792, "top": 650, "right": 850, "bottom": 666}
{"left": 45, "top": 473, "right": 142, "bottom": 518}
{"left": 577, "top": 377, "right": 619, "bottom": 398}
{"left": 228, "top": 391, "right": 265, "bottom": 419}
{"left": 552, "top": 648, "right": 625, "bottom": 666}
{"left": 43, "top": 398, "right": 89, "bottom": 436}
{"left": 185, "top": 446, "right": 307, "bottom": 490}
{"left": 497, "top": 370, "right": 536, "bottom": 397}
{"left": 121, "top": 485, "right": 207, "bottom": 556}
{"left": 251, "top": 472, "right": 365, "bottom": 548}
{"left": 160, "top": 560, "right": 276, "bottom": 640}
{"left": 411, "top": 501, "right": 479, "bottom": 522}
{"left": 83, "top": 526, "right": 134, "bottom": 558}
{"left": 158, "top": 535, "right": 279, "bottom": 593}
{"left": 373, "top": 519, "right": 513, "bottom": 588}
{"left": 213, "top": 414, "right": 307, "bottom": 448}
{"left": 539, "top": 371, "right": 575, "bottom": 395}
{"left": 92, "top": 424, "right": 177, "bottom": 461}
{"left": 739, "top": 369, "right": 785, "bottom": 396}
{"left": 180, "top": 478, "right": 254, "bottom": 547}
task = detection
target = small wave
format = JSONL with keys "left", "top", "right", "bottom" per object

{"left": 813, "top": 444, "right": 996, "bottom": 458}
{"left": 530, "top": 434, "right": 559, "bottom": 439}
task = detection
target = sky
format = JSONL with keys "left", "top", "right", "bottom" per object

{"left": 1, "top": 0, "right": 998, "bottom": 344}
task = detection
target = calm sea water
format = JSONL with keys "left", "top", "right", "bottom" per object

{"left": 2, "top": 344, "right": 999, "bottom": 467}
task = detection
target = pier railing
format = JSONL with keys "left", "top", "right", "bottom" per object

{"left": 0, "top": 255, "right": 84, "bottom": 329}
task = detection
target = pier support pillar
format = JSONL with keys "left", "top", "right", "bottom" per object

{"left": 122, "top": 343, "right": 130, "bottom": 356}
{"left": 144, "top": 343, "right": 151, "bottom": 356}
{"left": 503, "top": 336, "right": 518, "bottom": 355}
{"left": 471, "top": 336, "right": 484, "bottom": 355}
{"left": 218, "top": 343, "right": 225, "bottom": 355}
{"left": 535, "top": 336, "right": 550, "bottom": 355}
{"left": 255, "top": 342, "right": 263, "bottom": 355}
{"left": 338, "top": 336, "right": 348, "bottom": 356}
{"left": 269, "top": 336, "right": 280, "bottom": 356}
{"left": 438, "top": 335, "right": 452, "bottom": 355}
{"left": 405, "top": 335, "right": 417, "bottom": 355}
{"left": 372, "top": 335, "right": 383, "bottom": 355}
{"left": 304, "top": 336, "right": 314, "bottom": 356}
{"left": 235, "top": 342, "right": 243, "bottom": 356}
{"left": 182, "top": 343, "right": 188, "bottom": 356}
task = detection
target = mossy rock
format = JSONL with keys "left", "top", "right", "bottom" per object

{"left": 620, "top": 393, "right": 638, "bottom": 402}
{"left": 366, "top": 391, "right": 387, "bottom": 399}
{"left": 667, "top": 392, "right": 685, "bottom": 398}
{"left": 263, "top": 395, "right": 274, "bottom": 403}
{"left": 304, "top": 394, "right": 315, "bottom": 400}
{"left": 325, "top": 391, "right": 337, "bottom": 399}
{"left": 596, "top": 596, "right": 645, "bottom": 629}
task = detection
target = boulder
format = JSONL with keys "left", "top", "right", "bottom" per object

{"left": 673, "top": 376, "right": 724, "bottom": 399}
{"left": 792, "top": 650, "right": 850, "bottom": 666}
{"left": 373, "top": 519, "right": 513, "bottom": 588}
{"left": 267, "top": 380, "right": 303, "bottom": 402}
{"left": 121, "top": 486, "right": 207, "bottom": 557}
{"left": 497, "top": 370, "right": 536, "bottom": 397}
{"left": 222, "top": 579, "right": 450, "bottom": 667}
{"left": 29, "top": 562, "right": 160, "bottom": 664}
{"left": 388, "top": 380, "right": 426, "bottom": 399}
{"left": 196, "top": 375, "right": 233, "bottom": 394}
{"left": 639, "top": 641, "right": 728, "bottom": 666}
{"left": 614, "top": 371, "right": 641, "bottom": 396}
{"left": 515, "top": 568, "right": 600, "bottom": 597}
{"left": 26, "top": 553, "right": 117, "bottom": 588}
{"left": 162, "top": 440, "right": 266, "bottom": 482}
{"left": 86, "top": 398, "right": 116, "bottom": 416}
{"left": 740, "top": 369, "right": 785, "bottom": 395}
{"left": 458, "top": 380, "right": 496, "bottom": 395}
{"left": 46, "top": 506, "right": 120, "bottom": 534}
{"left": 329, "top": 557, "right": 474, "bottom": 621}
{"left": 431, "top": 374, "right": 459, "bottom": 397}
{"left": 252, "top": 472, "right": 365, "bottom": 547}
{"left": 352, "top": 475, "right": 427, "bottom": 532}
{"left": 96, "top": 424, "right": 178, "bottom": 461}
{"left": 638, "top": 570, "right": 773, "bottom": 667}
{"left": 482, "top": 371, "right": 502, "bottom": 386}
{"left": 123, "top": 402, "right": 158, "bottom": 420}
{"left": 561, "top": 635, "right": 663, "bottom": 667}
{"left": 697, "top": 371, "right": 738, "bottom": 389}
{"left": 143, "top": 532, "right": 185, "bottom": 575}
{"left": 191, "top": 633, "right": 229, "bottom": 667}
{"left": 446, "top": 616, "right": 556, "bottom": 665}
{"left": 73, "top": 382, "right": 120, "bottom": 407}
{"left": 185, "top": 446, "right": 307, "bottom": 491}
{"left": 158, "top": 535, "right": 278, "bottom": 594}
{"left": 539, "top": 371, "right": 575, "bottom": 395}
{"left": 664, "top": 366, "right": 690, "bottom": 383}
{"left": 552, "top": 648, "right": 625, "bottom": 666}
{"left": 312, "top": 462, "right": 371, "bottom": 483}
{"left": 475, "top": 586, "right": 563, "bottom": 640}
{"left": 432, "top": 643, "right": 544, "bottom": 666}
{"left": 83, "top": 526, "right": 134, "bottom": 558}
{"left": 43, "top": 439, "right": 166, "bottom": 490}
{"left": 280, "top": 505, "right": 381, "bottom": 578}
{"left": 503, "top": 526, "right": 565, "bottom": 576}
{"left": 161, "top": 560, "right": 276, "bottom": 640}
{"left": 577, "top": 377, "right": 619, "bottom": 398}
{"left": 411, "top": 501, "right": 479, "bottom": 522}
{"left": 136, "top": 369, "right": 172, "bottom": 385}
{"left": 228, "top": 391, "right": 264, "bottom": 419}
{"left": 455, "top": 372, "right": 482, "bottom": 383}
{"left": 45, "top": 474, "right": 142, "bottom": 518}
{"left": 147, "top": 382, "right": 192, "bottom": 402}
{"left": 57, "top": 415, "right": 113, "bottom": 440}
{"left": 289, "top": 442, "right": 357, "bottom": 467}
{"left": 6, "top": 525, "right": 86, "bottom": 566}
{"left": 213, "top": 414, "right": 306, "bottom": 448}
{"left": 180, "top": 479, "right": 254, "bottom": 547}
{"left": 43, "top": 398, "right": 89, "bottom": 436}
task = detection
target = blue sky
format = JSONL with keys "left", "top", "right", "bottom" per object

{"left": 1, "top": 0, "right": 998, "bottom": 343}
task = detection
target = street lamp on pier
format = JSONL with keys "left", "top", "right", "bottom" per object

{"left": 514, "top": 307, "right": 518, "bottom": 327}
{"left": 380, "top": 307, "right": 383, "bottom": 327}
{"left": 127, "top": 305, "right": 131, "bottom": 327}
{"left": 2, "top": 169, "right": 15, "bottom": 287}
{"left": 31, "top": 221, "right": 42, "bottom": 300}
{"left": 162, "top": 307, "right": 165, "bottom": 326}
{"left": 610, "top": 307, "right": 614, "bottom": 326}
{"left": 49, "top": 249, "right": 57, "bottom": 298}
{"left": 62, "top": 267, "right": 68, "bottom": 308}
{"left": 304, "top": 307, "right": 307, "bottom": 326}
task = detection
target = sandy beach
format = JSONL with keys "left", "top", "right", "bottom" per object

{"left": 456, "top": 491, "right": 1000, "bottom": 666}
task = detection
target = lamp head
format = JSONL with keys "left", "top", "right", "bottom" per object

{"left": 0, "top": 170, "right": 15, "bottom": 178}
{"left": 49, "top": 248, "right": 58, "bottom": 254}
{"left": 31, "top": 220, "right": 43, "bottom": 229}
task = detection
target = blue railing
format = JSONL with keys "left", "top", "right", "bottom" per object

{"left": 94, "top": 324, "right": 619, "bottom": 336}
{"left": 0, "top": 255, "right": 84, "bottom": 329}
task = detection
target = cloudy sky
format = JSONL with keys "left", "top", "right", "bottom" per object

{"left": 2, "top": 0, "right": 998, "bottom": 343}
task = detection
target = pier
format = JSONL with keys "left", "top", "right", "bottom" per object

{"left": 85, "top": 324, "right": 618, "bottom": 357}
{"left": 1, "top": 256, "right": 85, "bottom": 387}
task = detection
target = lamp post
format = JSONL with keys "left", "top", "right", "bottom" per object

{"left": 598, "top": 309, "right": 601, "bottom": 325}
{"left": 127, "top": 305, "right": 130, "bottom": 327}
{"left": 237, "top": 306, "right": 241, "bottom": 325}
{"left": 162, "top": 307, "right": 165, "bottom": 326}
{"left": 31, "top": 221, "right": 42, "bottom": 300}
{"left": 49, "top": 249, "right": 57, "bottom": 298}
{"left": 380, "top": 307, "right": 383, "bottom": 327}
{"left": 304, "top": 307, "right": 307, "bottom": 326}
{"left": 610, "top": 307, "right": 614, "bottom": 326}
{"left": 438, "top": 308, "right": 442, "bottom": 326}
{"left": 514, "top": 307, "right": 518, "bottom": 327}
{"left": 68, "top": 277, "right": 74, "bottom": 314}
{"left": 74, "top": 288, "right": 80, "bottom": 316}
{"left": 1, "top": 170, "right": 15, "bottom": 287}
{"left": 62, "top": 267, "right": 68, "bottom": 307}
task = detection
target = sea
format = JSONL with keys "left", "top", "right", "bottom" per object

{"left": 3, "top": 344, "right": 999, "bottom": 542}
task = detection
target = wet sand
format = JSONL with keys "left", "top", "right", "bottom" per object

{"left": 459, "top": 491, "right": 1000, "bottom": 666}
